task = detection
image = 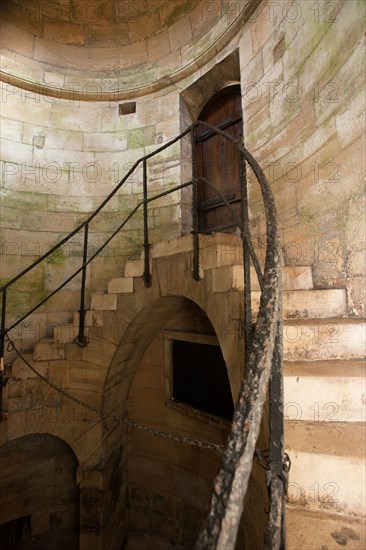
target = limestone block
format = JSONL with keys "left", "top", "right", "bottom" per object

{"left": 43, "top": 21, "right": 85, "bottom": 46}
{"left": 149, "top": 235, "right": 194, "bottom": 258}
{"left": 168, "top": 16, "right": 192, "bottom": 51}
{"left": 33, "top": 339, "right": 65, "bottom": 361}
{"left": 51, "top": 102, "right": 102, "bottom": 133}
{"left": 53, "top": 323, "right": 89, "bottom": 344}
{"left": 91, "top": 294, "right": 117, "bottom": 310}
{"left": 128, "top": 12, "right": 160, "bottom": 41}
{"left": 212, "top": 265, "right": 244, "bottom": 292}
{"left": 82, "top": 340, "right": 117, "bottom": 368}
{"left": 283, "top": 319, "right": 366, "bottom": 361}
{"left": 84, "top": 22, "right": 129, "bottom": 47}
{"left": 1, "top": 138, "right": 33, "bottom": 165}
{"left": 285, "top": 433, "right": 365, "bottom": 516}
{"left": 11, "top": 353, "right": 47, "bottom": 379}
{"left": 284, "top": 360, "right": 366, "bottom": 422}
{"left": 281, "top": 289, "right": 347, "bottom": 319}
{"left": 72, "top": 310, "right": 104, "bottom": 327}
{"left": 287, "top": 506, "right": 366, "bottom": 550}
{"left": 0, "top": 91, "right": 52, "bottom": 126}
{"left": 125, "top": 260, "right": 144, "bottom": 278}
{"left": 148, "top": 30, "right": 171, "bottom": 62}
{"left": 1, "top": 117, "right": 23, "bottom": 142}
{"left": 108, "top": 278, "right": 134, "bottom": 294}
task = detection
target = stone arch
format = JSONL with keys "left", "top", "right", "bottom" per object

{"left": 98, "top": 238, "right": 266, "bottom": 547}
{"left": 103, "top": 241, "right": 245, "bottom": 422}
{"left": 0, "top": 433, "right": 79, "bottom": 550}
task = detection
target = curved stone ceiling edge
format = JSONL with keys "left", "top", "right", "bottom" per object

{"left": 0, "top": 0, "right": 260, "bottom": 101}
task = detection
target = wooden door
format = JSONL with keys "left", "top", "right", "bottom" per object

{"left": 196, "top": 85, "right": 243, "bottom": 232}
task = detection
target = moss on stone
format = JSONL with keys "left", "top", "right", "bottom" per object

{"left": 45, "top": 246, "right": 65, "bottom": 265}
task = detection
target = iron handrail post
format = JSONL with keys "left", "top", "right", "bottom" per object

{"left": 142, "top": 158, "right": 151, "bottom": 287}
{"left": 0, "top": 288, "right": 7, "bottom": 418}
{"left": 77, "top": 223, "right": 89, "bottom": 347}
{"left": 0, "top": 289, "right": 6, "bottom": 368}
{"left": 240, "top": 150, "right": 253, "bottom": 365}
{"left": 191, "top": 124, "right": 200, "bottom": 281}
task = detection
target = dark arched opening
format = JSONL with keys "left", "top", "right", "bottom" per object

{"left": 0, "top": 434, "right": 79, "bottom": 550}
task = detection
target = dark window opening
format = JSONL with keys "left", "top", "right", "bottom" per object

{"left": 172, "top": 340, "right": 234, "bottom": 420}
{"left": 118, "top": 102, "right": 136, "bottom": 115}
{"left": 0, "top": 515, "right": 31, "bottom": 550}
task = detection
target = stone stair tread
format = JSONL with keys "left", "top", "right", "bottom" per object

{"left": 284, "top": 317, "right": 365, "bottom": 325}
{"left": 252, "top": 288, "right": 347, "bottom": 318}
{"left": 91, "top": 293, "right": 117, "bottom": 310}
{"left": 107, "top": 277, "right": 134, "bottom": 294}
{"left": 285, "top": 421, "right": 366, "bottom": 459}
{"left": 286, "top": 505, "right": 366, "bottom": 550}
{"left": 284, "top": 360, "right": 366, "bottom": 377}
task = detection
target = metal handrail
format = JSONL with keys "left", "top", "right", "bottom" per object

{"left": 0, "top": 121, "right": 285, "bottom": 548}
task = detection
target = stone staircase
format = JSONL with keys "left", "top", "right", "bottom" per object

{"left": 5, "top": 235, "right": 366, "bottom": 548}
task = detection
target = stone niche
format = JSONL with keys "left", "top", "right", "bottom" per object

{"left": 0, "top": 433, "right": 79, "bottom": 549}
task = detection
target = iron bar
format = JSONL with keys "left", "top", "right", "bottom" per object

{"left": 0, "top": 289, "right": 7, "bottom": 419}
{"left": 0, "top": 289, "right": 6, "bottom": 367}
{"left": 191, "top": 124, "right": 200, "bottom": 281}
{"left": 265, "top": 298, "right": 286, "bottom": 550}
{"left": 240, "top": 151, "right": 253, "bottom": 364}
{"left": 77, "top": 223, "right": 89, "bottom": 347}
{"left": 142, "top": 158, "right": 151, "bottom": 287}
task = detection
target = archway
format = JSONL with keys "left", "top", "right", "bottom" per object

{"left": 0, "top": 434, "right": 79, "bottom": 550}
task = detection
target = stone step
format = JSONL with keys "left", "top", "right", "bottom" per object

{"left": 72, "top": 310, "right": 104, "bottom": 327}
{"left": 107, "top": 277, "right": 134, "bottom": 294}
{"left": 212, "top": 265, "right": 313, "bottom": 292}
{"left": 251, "top": 289, "right": 346, "bottom": 319}
{"left": 283, "top": 360, "right": 366, "bottom": 423}
{"left": 285, "top": 421, "right": 366, "bottom": 517}
{"left": 283, "top": 318, "right": 365, "bottom": 361}
{"left": 128, "top": 258, "right": 314, "bottom": 293}
{"left": 286, "top": 505, "right": 366, "bottom": 550}
{"left": 125, "top": 259, "right": 145, "bottom": 278}
{"left": 90, "top": 293, "right": 117, "bottom": 311}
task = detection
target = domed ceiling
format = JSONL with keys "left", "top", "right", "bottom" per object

{"left": 1, "top": 0, "right": 202, "bottom": 46}
{"left": 0, "top": 0, "right": 259, "bottom": 99}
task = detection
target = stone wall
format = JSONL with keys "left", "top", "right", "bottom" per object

{"left": 239, "top": 0, "right": 365, "bottom": 317}
{"left": 0, "top": 83, "right": 183, "bottom": 350}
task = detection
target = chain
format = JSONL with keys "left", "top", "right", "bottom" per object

{"left": 5, "top": 335, "right": 225, "bottom": 454}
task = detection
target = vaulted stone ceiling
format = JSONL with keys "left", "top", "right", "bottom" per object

{"left": 1, "top": 0, "right": 202, "bottom": 46}
{"left": 0, "top": 0, "right": 259, "bottom": 98}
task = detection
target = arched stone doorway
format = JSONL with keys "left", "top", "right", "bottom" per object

{"left": 0, "top": 434, "right": 79, "bottom": 550}
{"left": 101, "top": 251, "right": 268, "bottom": 548}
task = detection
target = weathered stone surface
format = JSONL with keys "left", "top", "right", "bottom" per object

{"left": 91, "top": 294, "right": 117, "bottom": 311}
{"left": 33, "top": 339, "right": 65, "bottom": 361}
{"left": 108, "top": 278, "right": 134, "bottom": 294}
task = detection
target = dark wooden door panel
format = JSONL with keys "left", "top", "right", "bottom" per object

{"left": 196, "top": 86, "right": 243, "bottom": 232}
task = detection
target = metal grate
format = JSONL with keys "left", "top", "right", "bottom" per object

{"left": 172, "top": 340, "right": 234, "bottom": 421}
